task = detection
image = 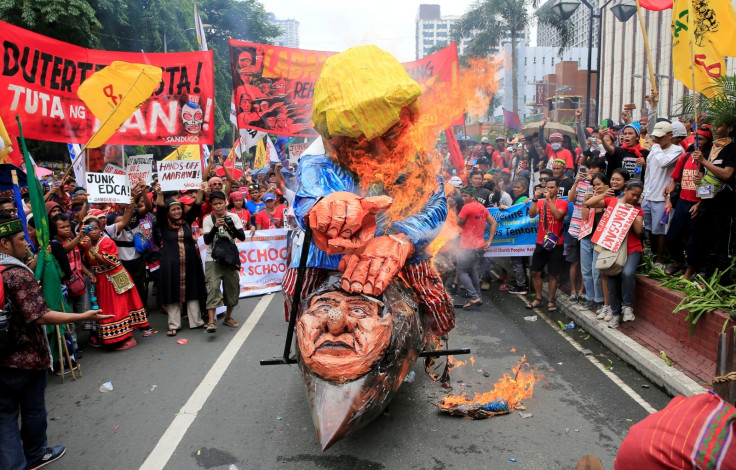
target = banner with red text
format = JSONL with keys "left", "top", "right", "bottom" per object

{"left": 198, "top": 229, "right": 288, "bottom": 297}
{"left": 0, "top": 20, "right": 214, "bottom": 146}
{"left": 229, "top": 40, "right": 460, "bottom": 137}
{"left": 591, "top": 203, "right": 638, "bottom": 252}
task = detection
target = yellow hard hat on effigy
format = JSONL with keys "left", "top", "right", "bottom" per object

{"left": 311, "top": 45, "right": 421, "bottom": 141}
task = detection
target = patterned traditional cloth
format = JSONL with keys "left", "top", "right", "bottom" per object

{"left": 282, "top": 259, "right": 454, "bottom": 335}
{"left": 82, "top": 237, "right": 148, "bottom": 345}
{"left": 615, "top": 392, "right": 736, "bottom": 470}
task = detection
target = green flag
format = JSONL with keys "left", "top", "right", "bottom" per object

{"left": 15, "top": 116, "right": 68, "bottom": 313}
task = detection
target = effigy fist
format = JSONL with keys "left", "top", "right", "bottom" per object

{"left": 338, "top": 233, "right": 414, "bottom": 295}
{"left": 308, "top": 192, "right": 393, "bottom": 255}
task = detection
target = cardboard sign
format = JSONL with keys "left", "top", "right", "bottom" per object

{"left": 289, "top": 142, "right": 310, "bottom": 160}
{"left": 103, "top": 163, "right": 126, "bottom": 175}
{"left": 127, "top": 155, "right": 154, "bottom": 185}
{"left": 197, "top": 229, "right": 288, "bottom": 297}
{"left": 85, "top": 172, "right": 130, "bottom": 204}
{"left": 157, "top": 159, "right": 202, "bottom": 192}
{"left": 591, "top": 203, "right": 639, "bottom": 252}
{"left": 0, "top": 20, "right": 214, "bottom": 146}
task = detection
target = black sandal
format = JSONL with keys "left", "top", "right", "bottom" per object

{"left": 166, "top": 330, "right": 177, "bottom": 337}
{"left": 526, "top": 299, "right": 543, "bottom": 309}
{"left": 547, "top": 302, "right": 558, "bottom": 312}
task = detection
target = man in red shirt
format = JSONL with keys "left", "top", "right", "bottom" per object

{"left": 456, "top": 187, "right": 497, "bottom": 308}
{"left": 527, "top": 178, "right": 568, "bottom": 311}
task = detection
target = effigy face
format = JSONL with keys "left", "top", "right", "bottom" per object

{"left": 297, "top": 291, "right": 392, "bottom": 383}
{"left": 296, "top": 274, "right": 425, "bottom": 450}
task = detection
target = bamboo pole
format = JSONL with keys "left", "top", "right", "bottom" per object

{"left": 690, "top": 41, "right": 700, "bottom": 151}
{"left": 634, "top": 0, "right": 658, "bottom": 97}
{"left": 55, "top": 325, "right": 64, "bottom": 383}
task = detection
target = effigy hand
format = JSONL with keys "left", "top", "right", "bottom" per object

{"left": 338, "top": 233, "right": 414, "bottom": 295}
{"left": 308, "top": 192, "right": 393, "bottom": 254}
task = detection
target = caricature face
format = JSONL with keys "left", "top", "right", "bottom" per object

{"left": 297, "top": 291, "right": 393, "bottom": 383}
{"left": 272, "top": 79, "right": 287, "bottom": 97}
{"left": 181, "top": 101, "right": 203, "bottom": 134}
{"left": 240, "top": 96, "right": 253, "bottom": 112}
{"left": 266, "top": 116, "right": 276, "bottom": 128}
{"left": 238, "top": 51, "right": 253, "bottom": 69}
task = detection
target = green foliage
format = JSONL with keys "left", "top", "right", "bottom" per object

{"left": 679, "top": 75, "right": 736, "bottom": 129}
{"left": 534, "top": 3, "right": 574, "bottom": 57}
{"left": 0, "top": 0, "right": 103, "bottom": 48}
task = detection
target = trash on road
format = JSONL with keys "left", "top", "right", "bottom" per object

{"left": 641, "top": 384, "right": 650, "bottom": 388}
{"left": 99, "top": 381, "right": 113, "bottom": 393}
{"left": 176, "top": 338, "right": 189, "bottom": 345}
{"left": 519, "top": 411, "right": 533, "bottom": 419}
{"left": 659, "top": 350, "right": 673, "bottom": 366}
{"left": 276, "top": 415, "right": 283, "bottom": 420}
{"left": 509, "top": 457, "right": 518, "bottom": 462}
{"left": 524, "top": 315, "right": 537, "bottom": 321}
{"left": 581, "top": 349, "right": 593, "bottom": 355}
{"left": 150, "top": 385, "right": 158, "bottom": 392}
{"left": 404, "top": 371, "right": 416, "bottom": 383}
{"left": 114, "top": 426, "right": 119, "bottom": 430}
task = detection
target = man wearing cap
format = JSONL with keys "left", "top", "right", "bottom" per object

{"left": 538, "top": 118, "right": 574, "bottom": 176}
{"left": 202, "top": 190, "right": 246, "bottom": 333}
{"left": 282, "top": 45, "right": 454, "bottom": 337}
{"left": 643, "top": 120, "right": 683, "bottom": 269}
{"left": 0, "top": 212, "right": 112, "bottom": 470}
{"left": 551, "top": 159, "right": 574, "bottom": 198}
{"left": 255, "top": 192, "right": 286, "bottom": 229}
{"left": 602, "top": 121, "right": 649, "bottom": 180}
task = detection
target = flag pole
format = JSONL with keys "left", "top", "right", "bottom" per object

{"left": 689, "top": 41, "right": 700, "bottom": 152}
{"left": 634, "top": 0, "right": 658, "bottom": 97}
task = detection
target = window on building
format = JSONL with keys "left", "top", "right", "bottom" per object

{"left": 423, "top": 31, "right": 434, "bottom": 37}
{"left": 542, "top": 57, "right": 545, "bottom": 65}
{"left": 533, "top": 57, "right": 536, "bottom": 64}
{"left": 423, "top": 23, "right": 433, "bottom": 29}
{"left": 436, "top": 32, "right": 447, "bottom": 37}
{"left": 423, "top": 39, "right": 434, "bottom": 46}
{"left": 524, "top": 57, "right": 527, "bottom": 65}
{"left": 551, "top": 58, "right": 554, "bottom": 66}
{"left": 437, "top": 23, "right": 448, "bottom": 29}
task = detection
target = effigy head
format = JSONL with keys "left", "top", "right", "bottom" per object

{"left": 311, "top": 45, "right": 421, "bottom": 142}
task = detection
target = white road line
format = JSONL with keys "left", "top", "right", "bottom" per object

{"left": 140, "top": 294, "right": 274, "bottom": 470}
{"left": 516, "top": 295, "right": 658, "bottom": 414}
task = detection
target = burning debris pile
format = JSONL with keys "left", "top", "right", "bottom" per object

{"left": 437, "top": 355, "right": 538, "bottom": 420}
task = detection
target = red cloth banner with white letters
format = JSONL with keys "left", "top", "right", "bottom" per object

{"left": 591, "top": 203, "right": 638, "bottom": 252}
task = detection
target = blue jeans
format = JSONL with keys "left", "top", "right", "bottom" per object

{"left": 606, "top": 251, "right": 641, "bottom": 316}
{"left": 580, "top": 236, "right": 603, "bottom": 303}
{"left": 457, "top": 248, "right": 482, "bottom": 300}
{"left": 0, "top": 368, "right": 49, "bottom": 470}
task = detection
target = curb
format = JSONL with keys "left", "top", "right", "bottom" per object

{"left": 543, "top": 286, "right": 707, "bottom": 398}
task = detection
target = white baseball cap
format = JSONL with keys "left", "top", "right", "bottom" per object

{"left": 448, "top": 176, "right": 463, "bottom": 188}
{"left": 651, "top": 121, "right": 673, "bottom": 138}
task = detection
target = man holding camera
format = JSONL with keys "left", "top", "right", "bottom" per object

{"left": 202, "top": 191, "right": 246, "bottom": 333}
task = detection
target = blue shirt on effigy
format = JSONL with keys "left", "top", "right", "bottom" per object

{"left": 290, "top": 150, "right": 448, "bottom": 269}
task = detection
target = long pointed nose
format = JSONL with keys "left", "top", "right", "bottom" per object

{"left": 326, "top": 307, "right": 347, "bottom": 335}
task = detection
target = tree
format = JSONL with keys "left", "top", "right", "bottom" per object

{"left": 452, "top": 0, "right": 572, "bottom": 117}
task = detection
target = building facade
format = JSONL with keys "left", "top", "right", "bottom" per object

{"left": 415, "top": 4, "right": 474, "bottom": 59}
{"left": 267, "top": 12, "right": 300, "bottom": 48}
{"left": 537, "top": 0, "right": 600, "bottom": 49}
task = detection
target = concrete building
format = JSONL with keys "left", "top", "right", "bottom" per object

{"left": 496, "top": 43, "right": 595, "bottom": 123}
{"left": 537, "top": 0, "right": 600, "bottom": 49}
{"left": 267, "top": 12, "right": 299, "bottom": 48}
{"left": 597, "top": 2, "right": 736, "bottom": 124}
{"left": 415, "top": 4, "right": 475, "bottom": 59}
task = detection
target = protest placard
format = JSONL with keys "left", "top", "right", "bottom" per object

{"left": 157, "top": 159, "right": 202, "bottom": 192}
{"left": 289, "top": 142, "right": 310, "bottom": 160}
{"left": 103, "top": 163, "right": 126, "bottom": 175}
{"left": 484, "top": 202, "right": 539, "bottom": 257}
{"left": 198, "top": 229, "right": 288, "bottom": 297}
{"left": 85, "top": 172, "right": 130, "bottom": 204}
{"left": 127, "top": 155, "right": 154, "bottom": 185}
{"left": 592, "top": 203, "right": 639, "bottom": 252}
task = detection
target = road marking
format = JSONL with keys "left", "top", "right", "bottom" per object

{"left": 140, "top": 294, "right": 274, "bottom": 470}
{"left": 516, "top": 295, "right": 658, "bottom": 414}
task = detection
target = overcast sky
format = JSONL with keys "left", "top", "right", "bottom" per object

{"left": 259, "top": 1, "right": 478, "bottom": 62}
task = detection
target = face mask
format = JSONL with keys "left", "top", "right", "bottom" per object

{"left": 551, "top": 142, "right": 562, "bottom": 151}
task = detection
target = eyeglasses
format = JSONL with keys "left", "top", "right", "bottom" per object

{"left": 540, "top": 177, "right": 552, "bottom": 182}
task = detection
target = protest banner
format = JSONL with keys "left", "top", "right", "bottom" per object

{"left": 289, "top": 142, "right": 310, "bottom": 160}
{"left": 228, "top": 40, "right": 460, "bottom": 137}
{"left": 484, "top": 202, "right": 539, "bottom": 257}
{"left": 85, "top": 172, "right": 130, "bottom": 204}
{"left": 157, "top": 159, "right": 202, "bottom": 192}
{"left": 103, "top": 163, "right": 126, "bottom": 175}
{"left": 592, "top": 203, "right": 639, "bottom": 252}
{"left": 197, "top": 229, "right": 288, "bottom": 297}
{"left": 127, "top": 155, "right": 154, "bottom": 185}
{"left": 0, "top": 20, "right": 214, "bottom": 146}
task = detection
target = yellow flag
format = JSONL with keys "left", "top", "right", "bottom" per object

{"left": 77, "top": 61, "right": 163, "bottom": 148}
{"left": 163, "top": 145, "right": 200, "bottom": 161}
{"left": 254, "top": 139, "right": 268, "bottom": 169}
{"left": 672, "top": 0, "right": 736, "bottom": 97}
{"left": 0, "top": 115, "right": 12, "bottom": 161}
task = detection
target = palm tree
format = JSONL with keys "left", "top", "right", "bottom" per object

{"left": 680, "top": 75, "right": 736, "bottom": 129}
{"left": 452, "top": 0, "right": 573, "bottom": 117}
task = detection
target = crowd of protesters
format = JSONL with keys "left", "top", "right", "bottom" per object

{"left": 441, "top": 91, "right": 736, "bottom": 328}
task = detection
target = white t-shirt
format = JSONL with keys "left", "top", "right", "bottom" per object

{"left": 644, "top": 143, "right": 684, "bottom": 202}
{"left": 202, "top": 210, "right": 244, "bottom": 262}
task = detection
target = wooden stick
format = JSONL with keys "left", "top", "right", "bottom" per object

{"left": 60, "top": 324, "right": 77, "bottom": 380}
{"left": 713, "top": 327, "right": 735, "bottom": 404}
{"left": 689, "top": 41, "right": 700, "bottom": 151}
{"left": 634, "top": 0, "right": 658, "bottom": 97}
{"left": 55, "top": 325, "right": 64, "bottom": 383}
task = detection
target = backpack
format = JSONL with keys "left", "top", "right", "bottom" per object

{"left": 0, "top": 266, "right": 21, "bottom": 354}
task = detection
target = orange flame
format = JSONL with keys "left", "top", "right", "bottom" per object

{"left": 448, "top": 356, "right": 467, "bottom": 370}
{"left": 438, "top": 355, "right": 540, "bottom": 410}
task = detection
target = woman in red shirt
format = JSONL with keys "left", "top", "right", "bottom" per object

{"left": 584, "top": 180, "right": 644, "bottom": 328}
{"left": 228, "top": 191, "right": 252, "bottom": 231}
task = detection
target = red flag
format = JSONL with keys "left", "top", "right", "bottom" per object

{"left": 444, "top": 128, "right": 465, "bottom": 176}
{"left": 639, "top": 0, "right": 672, "bottom": 10}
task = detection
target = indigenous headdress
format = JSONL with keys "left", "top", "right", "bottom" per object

{"left": 312, "top": 45, "right": 422, "bottom": 140}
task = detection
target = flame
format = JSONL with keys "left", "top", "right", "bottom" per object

{"left": 448, "top": 356, "right": 467, "bottom": 370}
{"left": 469, "top": 356, "right": 475, "bottom": 366}
{"left": 328, "top": 56, "right": 501, "bottom": 241}
{"left": 438, "top": 355, "right": 540, "bottom": 411}
{"left": 426, "top": 209, "right": 460, "bottom": 257}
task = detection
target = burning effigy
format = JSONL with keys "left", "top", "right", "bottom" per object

{"left": 437, "top": 356, "right": 538, "bottom": 419}
{"left": 296, "top": 273, "right": 425, "bottom": 450}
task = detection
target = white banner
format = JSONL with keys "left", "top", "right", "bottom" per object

{"left": 592, "top": 203, "right": 638, "bottom": 252}
{"left": 157, "top": 159, "right": 202, "bottom": 192}
{"left": 127, "top": 155, "right": 154, "bottom": 185}
{"left": 86, "top": 172, "right": 130, "bottom": 204}
{"left": 103, "top": 163, "right": 126, "bottom": 176}
{"left": 289, "top": 142, "right": 310, "bottom": 160}
{"left": 197, "top": 228, "right": 288, "bottom": 298}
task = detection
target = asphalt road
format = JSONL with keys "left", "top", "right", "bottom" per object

{"left": 45, "top": 285, "right": 673, "bottom": 470}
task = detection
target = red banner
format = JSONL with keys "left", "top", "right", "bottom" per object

{"left": 229, "top": 40, "right": 460, "bottom": 137}
{"left": 0, "top": 20, "right": 214, "bottom": 146}
{"left": 591, "top": 203, "right": 638, "bottom": 252}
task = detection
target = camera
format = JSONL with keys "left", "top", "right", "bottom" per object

{"left": 223, "top": 215, "right": 234, "bottom": 227}
{"left": 84, "top": 225, "right": 94, "bottom": 234}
